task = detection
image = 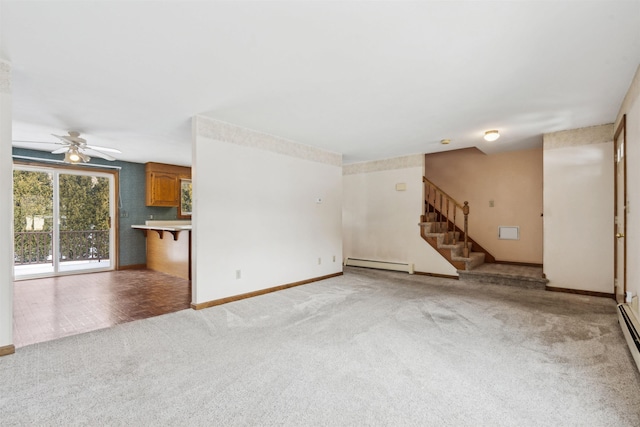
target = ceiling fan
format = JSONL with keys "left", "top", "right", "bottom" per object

{"left": 13, "top": 131, "right": 122, "bottom": 164}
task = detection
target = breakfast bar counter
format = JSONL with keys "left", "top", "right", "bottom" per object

{"left": 132, "top": 221, "right": 191, "bottom": 280}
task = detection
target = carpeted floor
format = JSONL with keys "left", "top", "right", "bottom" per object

{"left": 1, "top": 267, "right": 640, "bottom": 425}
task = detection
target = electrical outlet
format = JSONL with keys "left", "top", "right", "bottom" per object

{"left": 318, "top": 257, "right": 321, "bottom": 265}
{"left": 120, "top": 210, "right": 129, "bottom": 218}
{"left": 236, "top": 270, "right": 241, "bottom": 279}
{"left": 333, "top": 255, "right": 336, "bottom": 262}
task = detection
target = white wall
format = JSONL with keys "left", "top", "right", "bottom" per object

{"left": 192, "top": 117, "right": 343, "bottom": 304}
{"left": 617, "top": 65, "right": 640, "bottom": 308}
{"left": 543, "top": 124, "right": 614, "bottom": 294}
{"left": 0, "top": 59, "right": 13, "bottom": 350}
{"left": 343, "top": 155, "right": 457, "bottom": 276}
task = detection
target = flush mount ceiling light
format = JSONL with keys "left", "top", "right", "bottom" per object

{"left": 484, "top": 130, "right": 500, "bottom": 142}
{"left": 440, "top": 139, "right": 451, "bottom": 145}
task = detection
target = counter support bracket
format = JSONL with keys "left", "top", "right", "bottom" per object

{"left": 132, "top": 226, "right": 184, "bottom": 241}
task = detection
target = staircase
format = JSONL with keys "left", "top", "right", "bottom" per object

{"left": 419, "top": 212, "right": 486, "bottom": 271}
{"left": 419, "top": 176, "right": 548, "bottom": 290}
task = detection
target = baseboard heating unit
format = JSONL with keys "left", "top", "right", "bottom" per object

{"left": 617, "top": 303, "right": 640, "bottom": 372}
{"left": 344, "top": 258, "right": 414, "bottom": 274}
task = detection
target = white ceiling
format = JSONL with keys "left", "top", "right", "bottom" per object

{"left": 2, "top": 1, "right": 639, "bottom": 166}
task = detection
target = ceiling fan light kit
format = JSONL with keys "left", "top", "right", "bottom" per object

{"left": 65, "top": 149, "right": 79, "bottom": 163}
{"left": 484, "top": 130, "right": 500, "bottom": 142}
{"left": 12, "top": 131, "right": 122, "bottom": 164}
{"left": 64, "top": 146, "right": 89, "bottom": 164}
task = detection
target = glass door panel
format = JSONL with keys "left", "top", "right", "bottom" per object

{"left": 13, "top": 169, "right": 54, "bottom": 277}
{"left": 58, "top": 172, "right": 112, "bottom": 273}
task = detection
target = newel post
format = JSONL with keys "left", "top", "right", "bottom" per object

{"left": 463, "top": 201, "right": 470, "bottom": 258}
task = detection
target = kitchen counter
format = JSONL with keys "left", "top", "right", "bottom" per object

{"left": 132, "top": 221, "right": 191, "bottom": 279}
{"left": 132, "top": 224, "right": 191, "bottom": 240}
{"left": 131, "top": 224, "right": 192, "bottom": 231}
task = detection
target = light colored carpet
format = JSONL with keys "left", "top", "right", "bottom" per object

{"left": 1, "top": 267, "right": 640, "bottom": 426}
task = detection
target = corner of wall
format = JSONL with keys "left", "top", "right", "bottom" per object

{"left": 0, "top": 58, "right": 13, "bottom": 347}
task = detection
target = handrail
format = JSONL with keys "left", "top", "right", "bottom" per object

{"left": 423, "top": 176, "right": 470, "bottom": 257}
{"left": 423, "top": 176, "right": 465, "bottom": 209}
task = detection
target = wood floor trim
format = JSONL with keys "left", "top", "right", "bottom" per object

{"left": 191, "top": 272, "right": 344, "bottom": 310}
{"left": 545, "top": 286, "right": 615, "bottom": 300}
{"left": 117, "top": 264, "right": 147, "bottom": 271}
{"left": 494, "top": 261, "right": 544, "bottom": 268}
{"left": 0, "top": 345, "right": 16, "bottom": 357}
{"left": 414, "top": 271, "right": 459, "bottom": 280}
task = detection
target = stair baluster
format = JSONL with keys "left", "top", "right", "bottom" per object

{"left": 444, "top": 198, "right": 450, "bottom": 244}
{"left": 452, "top": 205, "right": 458, "bottom": 244}
{"left": 463, "top": 201, "right": 470, "bottom": 257}
{"left": 426, "top": 186, "right": 430, "bottom": 219}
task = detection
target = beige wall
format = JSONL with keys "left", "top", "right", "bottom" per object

{"left": 543, "top": 124, "right": 614, "bottom": 294}
{"left": 343, "top": 155, "right": 457, "bottom": 276}
{"left": 424, "top": 147, "right": 543, "bottom": 264}
{"left": 616, "top": 64, "right": 640, "bottom": 309}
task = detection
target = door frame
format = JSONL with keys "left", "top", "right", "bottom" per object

{"left": 13, "top": 160, "right": 120, "bottom": 279}
{"left": 614, "top": 114, "right": 627, "bottom": 301}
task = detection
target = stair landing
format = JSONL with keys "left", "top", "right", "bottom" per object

{"left": 457, "top": 264, "right": 548, "bottom": 290}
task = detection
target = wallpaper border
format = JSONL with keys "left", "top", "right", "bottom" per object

{"left": 343, "top": 154, "right": 424, "bottom": 175}
{"left": 195, "top": 116, "right": 342, "bottom": 167}
{"left": 543, "top": 123, "right": 614, "bottom": 150}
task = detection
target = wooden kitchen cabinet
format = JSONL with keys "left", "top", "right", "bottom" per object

{"left": 145, "top": 162, "right": 191, "bottom": 207}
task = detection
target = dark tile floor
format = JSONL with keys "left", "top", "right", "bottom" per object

{"left": 13, "top": 269, "right": 191, "bottom": 348}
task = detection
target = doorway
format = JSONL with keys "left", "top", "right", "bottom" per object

{"left": 614, "top": 115, "right": 627, "bottom": 301}
{"left": 13, "top": 165, "right": 116, "bottom": 279}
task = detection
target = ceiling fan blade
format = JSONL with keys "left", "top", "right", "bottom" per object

{"left": 52, "top": 133, "right": 73, "bottom": 144}
{"left": 12, "top": 140, "right": 64, "bottom": 146}
{"left": 85, "top": 149, "right": 116, "bottom": 161}
{"left": 86, "top": 144, "right": 122, "bottom": 154}
{"left": 52, "top": 132, "right": 87, "bottom": 144}
{"left": 51, "top": 147, "right": 70, "bottom": 154}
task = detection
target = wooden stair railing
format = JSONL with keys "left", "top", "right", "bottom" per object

{"left": 423, "top": 177, "right": 470, "bottom": 257}
{"left": 421, "top": 176, "right": 496, "bottom": 266}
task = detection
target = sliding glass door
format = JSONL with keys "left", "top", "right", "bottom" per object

{"left": 13, "top": 165, "right": 115, "bottom": 279}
